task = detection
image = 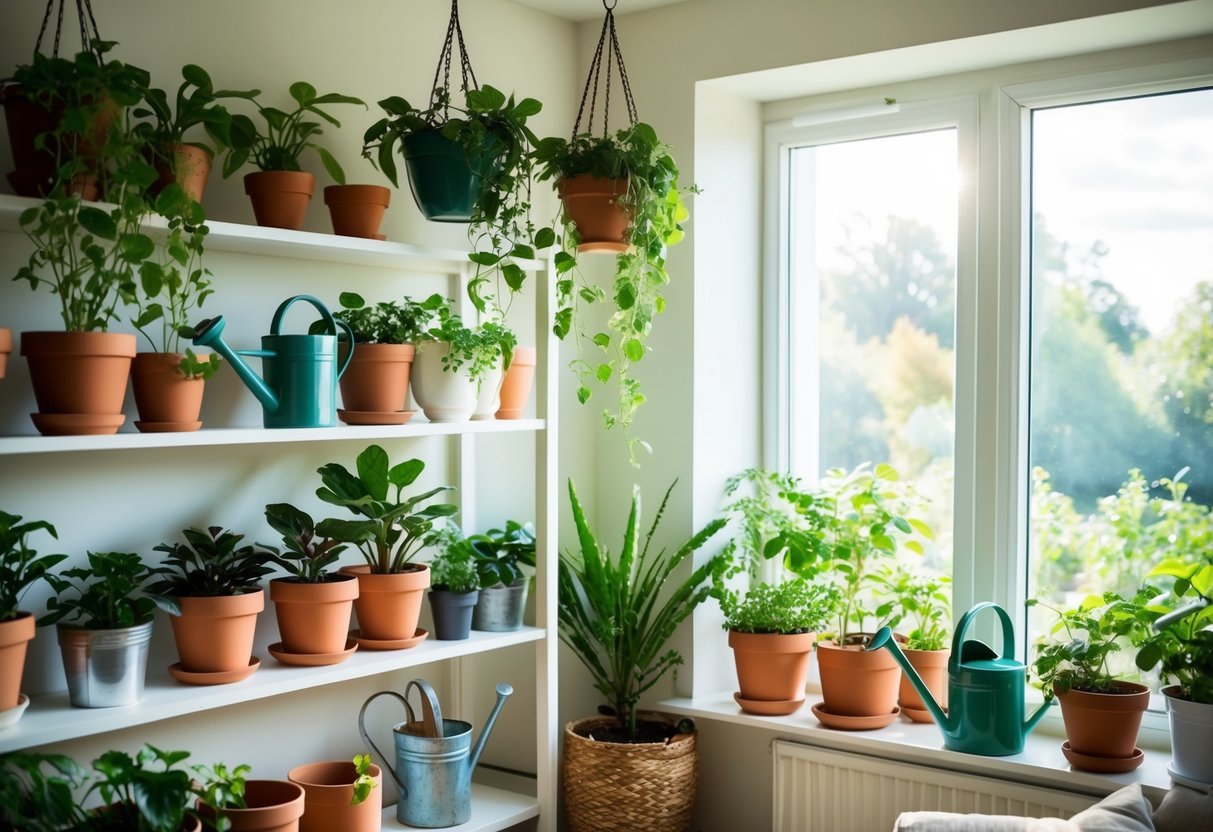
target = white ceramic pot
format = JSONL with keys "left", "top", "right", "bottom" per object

{"left": 410, "top": 343, "right": 477, "bottom": 422}
{"left": 1165, "top": 685, "right": 1213, "bottom": 785}
{"left": 472, "top": 362, "right": 504, "bottom": 420}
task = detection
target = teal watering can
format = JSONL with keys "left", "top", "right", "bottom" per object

{"left": 866, "top": 602, "right": 1052, "bottom": 756}
{"left": 192, "top": 295, "right": 353, "bottom": 428}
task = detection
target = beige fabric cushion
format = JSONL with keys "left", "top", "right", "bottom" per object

{"left": 893, "top": 785, "right": 1156, "bottom": 832}
{"left": 1068, "top": 784, "right": 1155, "bottom": 831}
{"left": 1151, "top": 784, "right": 1213, "bottom": 832}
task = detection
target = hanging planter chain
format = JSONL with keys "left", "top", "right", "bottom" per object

{"left": 34, "top": 0, "right": 103, "bottom": 59}
{"left": 428, "top": 0, "right": 479, "bottom": 120}
{"left": 572, "top": 0, "right": 638, "bottom": 139}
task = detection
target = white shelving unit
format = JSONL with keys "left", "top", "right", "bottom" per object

{"left": 0, "top": 194, "right": 559, "bottom": 832}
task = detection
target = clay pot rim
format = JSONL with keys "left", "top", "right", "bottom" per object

{"left": 243, "top": 170, "right": 316, "bottom": 196}
{"left": 269, "top": 572, "right": 360, "bottom": 602}
{"left": 20, "top": 331, "right": 137, "bottom": 357}
{"left": 558, "top": 173, "right": 629, "bottom": 198}
{"left": 324, "top": 183, "right": 391, "bottom": 206}
{"left": 287, "top": 759, "right": 382, "bottom": 788}
{"left": 0, "top": 611, "right": 37, "bottom": 646}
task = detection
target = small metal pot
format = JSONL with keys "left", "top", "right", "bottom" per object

{"left": 471, "top": 579, "right": 529, "bottom": 632}
{"left": 57, "top": 620, "right": 153, "bottom": 708}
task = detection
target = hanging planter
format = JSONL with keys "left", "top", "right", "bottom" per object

{"left": 400, "top": 128, "right": 484, "bottom": 222}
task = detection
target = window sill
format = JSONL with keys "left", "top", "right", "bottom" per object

{"left": 660, "top": 690, "right": 1175, "bottom": 798}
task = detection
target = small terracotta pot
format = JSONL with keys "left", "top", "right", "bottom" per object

{"left": 131, "top": 352, "right": 206, "bottom": 432}
{"left": 1056, "top": 681, "right": 1150, "bottom": 762}
{"left": 169, "top": 590, "right": 264, "bottom": 674}
{"left": 152, "top": 142, "right": 213, "bottom": 203}
{"left": 200, "top": 780, "right": 305, "bottom": 832}
{"left": 0, "top": 612, "right": 36, "bottom": 711}
{"left": 816, "top": 640, "right": 902, "bottom": 718}
{"left": 0, "top": 328, "right": 12, "bottom": 379}
{"left": 496, "top": 346, "right": 536, "bottom": 419}
{"left": 21, "top": 331, "right": 136, "bottom": 435}
{"left": 324, "top": 184, "right": 391, "bottom": 238}
{"left": 244, "top": 171, "right": 315, "bottom": 230}
{"left": 900, "top": 647, "right": 949, "bottom": 721}
{"left": 559, "top": 174, "right": 631, "bottom": 253}
{"left": 269, "top": 574, "right": 359, "bottom": 655}
{"left": 729, "top": 630, "right": 816, "bottom": 707}
{"left": 288, "top": 760, "right": 382, "bottom": 832}
{"left": 340, "top": 564, "right": 430, "bottom": 642}
{"left": 337, "top": 342, "right": 415, "bottom": 415}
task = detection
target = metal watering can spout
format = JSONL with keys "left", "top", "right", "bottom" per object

{"left": 192, "top": 314, "right": 281, "bottom": 413}
{"left": 469, "top": 683, "right": 513, "bottom": 773}
{"left": 866, "top": 627, "right": 954, "bottom": 733}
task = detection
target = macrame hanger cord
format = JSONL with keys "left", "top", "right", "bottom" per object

{"left": 428, "top": 0, "right": 479, "bottom": 120}
{"left": 34, "top": 0, "right": 103, "bottom": 60}
{"left": 572, "top": 0, "right": 638, "bottom": 140}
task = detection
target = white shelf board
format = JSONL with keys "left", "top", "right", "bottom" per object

{"left": 382, "top": 783, "right": 539, "bottom": 832}
{"left": 0, "top": 627, "right": 545, "bottom": 754}
{"left": 0, "top": 419, "right": 545, "bottom": 456}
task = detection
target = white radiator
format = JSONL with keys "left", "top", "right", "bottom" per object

{"left": 772, "top": 740, "right": 1097, "bottom": 832}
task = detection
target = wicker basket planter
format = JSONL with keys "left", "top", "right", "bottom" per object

{"left": 562, "top": 715, "right": 698, "bottom": 832}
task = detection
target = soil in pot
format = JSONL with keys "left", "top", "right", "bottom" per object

{"left": 244, "top": 171, "right": 315, "bottom": 230}
{"left": 1056, "top": 681, "right": 1150, "bottom": 762}
{"left": 0, "top": 612, "right": 36, "bottom": 711}
{"left": 131, "top": 352, "right": 205, "bottom": 432}
{"left": 816, "top": 639, "right": 902, "bottom": 719}
{"left": 496, "top": 346, "right": 535, "bottom": 419}
{"left": 337, "top": 342, "right": 414, "bottom": 421}
{"left": 288, "top": 760, "right": 382, "bottom": 832}
{"left": 21, "top": 331, "right": 136, "bottom": 435}
{"left": 168, "top": 590, "right": 264, "bottom": 675}
{"left": 270, "top": 574, "right": 359, "bottom": 655}
{"left": 729, "top": 630, "right": 816, "bottom": 712}
{"left": 559, "top": 175, "right": 631, "bottom": 253}
{"left": 324, "top": 184, "right": 391, "bottom": 238}
{"left": 340, "top": 564, "right": 429, "bottom": 642}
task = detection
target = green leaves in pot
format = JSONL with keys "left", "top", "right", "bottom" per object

{"left": 146, "top": 526, "right": 274, "bottom": 599}
{"left": 716, "top": 579, "right": 838, "bottom": 635}
{"left": 0, "top": 510, "right": 66, "bottom": 621}
{"left": 40, "top": 550, "right": 179, "bottom": 628}
{"left": 261, "top": 503, "right": 348, "bottom": 583}
{"left": 324, "top": 291, "right": 444, "bottom": 345}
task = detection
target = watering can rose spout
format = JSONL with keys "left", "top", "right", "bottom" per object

{"left": 192, "top": 315, "right": 280, "bottom": 414}
{"left": 866, "top": 626, "right": 954, "bottom": 733}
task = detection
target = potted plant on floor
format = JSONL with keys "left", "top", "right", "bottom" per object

{"left": 0, "top": 510, "right": 66, "bottom": 725}
{"left": 1029, "top": 589, "right": 1156, "bottom": 772}
{"left": 409, "top": 299, "right": 515, "bottom": 423}
{"left": 287, "top": 754, "right": 380, "bottom": 832}
{"left": 427, "top": 526, "right": 481, "bottom": 640}
{"left": 220, "top": 81, "right": 365, "bottom": 230}
{"left": 316, "top": 445, "right": 458, "bottom": 647}
{"left": 876, "top": 567, "right": 952, "bottom": 723}
{"left": 558, "top": 479, "right": 728, "bottom": 832}
{"left": 469, "top": 519, "right": 536, "bottom": 632}
{"left": 40, "top": 550, "right": 178, "bottom": 708}
{"left": 147, "top": 526, "right": 274, "bottom": 685}
{"left": 261, "top": 503, "right": 358, "bottom": 665}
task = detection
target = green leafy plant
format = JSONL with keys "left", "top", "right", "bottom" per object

{"left": 715, "top": 579, "right": 838, "bottom": 635}
{"left": 192, "top": 760, "right": 251, "bottom": 832}
{"left": 0, "top": 510, "right": 67, "bottom": 621}
{"left": 558, "top": 479, "right": 728, "bottom": 740}
{"left": 325, "top": 291, "right": 443, "bottom": 345}
{"left": 83, "top": 745, "right": 209, "bottom": 832}
{"left": 719, "top": 468, "right": 806, "bottom": 580}
{"left": 132, "top": 63, "right": 258, "bottom": 163}
{"left": 428, "top": 528, "right": 480, "bottom": 593}
{"left": 40, "top": 550, "right": 179, "bottom": 628}
{"left": 875, "top": 568, "right": 952, "bottom": 651}
{"left": 1135, "top": 554, "right": 1213, "bottom": 704}
{"left": 534, "top": 123, "right": 693, "bottom": 464}
{"left": 421, "top": 299, "right": 517, "bottom": 382}
{"left": 261, "top": 503, "right": 348, "bottom": 583}
{"left": 315, "top": 445, "right": 459, "bottom": 574}
{"left": 221, "top": 81, "right": 365, "bottom": 181}
{"left": 350, "top": 753, "right": 377, "bottom": 807}
{"left": 467, "top": 519, "right": 536, "bottom": 588}
{"left": 147, "top": 526, "right": 274, "bottom": 598}
{"left": 0, "top": 751, "right": 88, "bottom": 832}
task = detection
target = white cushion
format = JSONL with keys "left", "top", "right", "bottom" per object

{"left": 893, "top": 785, "right": 1155, "bottom": 832}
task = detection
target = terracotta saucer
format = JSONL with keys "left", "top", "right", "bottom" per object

{"left": 734, "top": 692, "right": 805, "bottom": 716}
{"left": 577, "top": 241, "right": 631, "bottom": 254}
{"left": 349, "top": 628, "right": 428, "bottom": 651}
{"left": 337, "top": 409, "right": 415, "bottom": 426}
{"left": 135, "top": 420, "right": 202, "bottom": 433}
{"left": 901, "top": 704, "right": 942, "bottom": 724}
{"left": 810, "top": 701, "right": 901, "bottom": 731}
{"left": 268, "top": 639, "right": 358, "bottom": 667}
{"left": 1061, "top": 741, "right": 1144, "bottom": 774}
{"left": 31, "top": 412, "right": 125, "bottom": 436}
{"left": 168, "top": 657, "right": 260, "bottom": 686}
{"left": 0, "top": 694, "right": 30, "bottom": 730}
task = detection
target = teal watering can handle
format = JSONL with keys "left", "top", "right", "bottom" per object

{"left": 952, "top": 601, "right": 1016, "bottom": 665}
{"left": 336, "top": 320, "right": 355, "bottom": 378}
{"left": 270, "top": 294, "right": 337, "bottom": 336}
{"left": 404, "top": 678, "right": 445, "bottom": 738}
{"left": 357, "top": 690, "right": 410, "bottom": 798}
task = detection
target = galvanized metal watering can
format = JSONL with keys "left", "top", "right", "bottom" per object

{"left": 192, "top": 295, "right": 354, "bottom": 428}
{"left": 359, "top": 678, "right": 512, "bottom": 828}
{"left": 866, "top": 601, "right": 1053, "bottom": 756}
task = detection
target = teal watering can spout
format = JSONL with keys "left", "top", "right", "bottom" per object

{"left": 469, "top": 683, "right": 513, "bottom": 772}
{"left": 867, "top": 627, "right": 955, "bottom": 734}
{"left": 1024, "top": 696, "right": 1054, "bottom": 736}
{"left": 192, "top": 315, "right": 281, "bottom": 413}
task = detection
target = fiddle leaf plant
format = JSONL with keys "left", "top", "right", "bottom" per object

{"left": 0, "top": 510, "right": 67, "bottom": 621}
{"left": 40, "top": 550, "right": 179, "bottom": 628}
{"left": 261, "top": 503, "right": 348, "bottom": 583}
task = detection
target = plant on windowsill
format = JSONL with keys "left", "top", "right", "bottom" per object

{"left": 467, "top": 519, "right": 535, "bottom": 632}
{"left": 874, "top": 567, "right": 952, "bottom": 722}
{"left": 410, "top": 299, "right": 517, "bottom": 423}
{"left": 426, "top": 526, "right": 481, "bottom": 641}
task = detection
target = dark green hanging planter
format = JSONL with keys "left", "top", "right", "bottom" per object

{"left": 402, "top": 129, "right": 486, "bottom": 223}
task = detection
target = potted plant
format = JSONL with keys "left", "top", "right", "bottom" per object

{"left": 80, "top": 745, "right": 219, "bottom": 832}
{"left": 495, "top": 345, "right": 536, "bottom": 419}
{"left": 287, "top": 754, "right": 380, "bottom": 832}
{"left": 427, "top": 526, "right": 481, "bottom": 641}
{"left": 0, "top": 327, "right": 12, "bottom": 378}
{"left": 316, "top": 445, "right": 458, "bottom": 646}
{"left": 0, "top": 750, "right": 88, "bottom": 832}
{"left": 468, "top": 519, "right": 535, "bottom": 632}
{"left": 0, "top": 510, "right": 66, "bottom": 724}
{"left": 261, "top": 503, "right": 358, "bottom": 665}
{"left": 40, "top": 550, "right": 178, "bottom": 708}
{"left": 875, "top": 567, "right": 952, "bottom": 723}
{"left": 558, "top": 479, "right": 728, "bottom": 832}
{"left": 147, "top": 526, "right": 274, "bottom": 684}
{"left": 194, "top": 762, "right": 305, "bottom": 832}
{"left": 534, "top": 122, "right": 693, "bottom": 463}
{"left": 409, "top": 299, "right": 515, "bottom": 423}
{"left": 715, "top": 579, "right": 838, "bottom": 716}
{"left": 220, "top": 81, "right": 365, "bottom": 230}
{"left": 1028, "top": 589, "right": 1155, "bottom": 772}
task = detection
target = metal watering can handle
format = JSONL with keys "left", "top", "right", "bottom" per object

{"left": 357, "top": 690, "right": 410, "bottom": 797}
{"left": 952, "top": 602, "right": 1016, "bottom": 665}
{"left": 270, "top": 294, "right": 338, "bottom": 337}
{"left": 405, "top": 678, "right": 445, "bottom": 738}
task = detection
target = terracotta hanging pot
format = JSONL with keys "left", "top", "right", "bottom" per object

{"left": 496, "top": 346, "right": 536, "bottom": 419}
{"left": 324, "top": 184, "right": 391, "bottom": 238}
{"left": 131, "top": 352, "right": 206, "bottom": 432}
{"left": 1, "top": 85, "right": 114, "bottom": 198}
{"left": 269, "top": 574, "right": 359, "bottom": 656}
{"left": 337, "top": 342, "right": 414, "bottom": 424}
{"left": 0, "top": 612, "right": 36, "bottom": 713}
{"left": 151, "top": 142, "right": 213, "bottom": 203}
{"left": 340, "top": 564, "right": 430, "bottom": 643}
{"left": 410, "top": 343, "right": 478, "bottom": 422}
{"left": 816, "top": 639, "right": 902, "bottom": 721}
{"left": 168, "top": 590, "right": 264, "bottom": 677}
{"left": 21, "top": 331, "right": 136, "bottom": 436}
{"left": 288, "top": 761, "right": 382, "bottom": 832}
{"left": 0, "top": 328, "right": 12, "bottom": 379}
{"left": 900, "top": 648, "right": 950, "bottom": 723}
{"left": 728, "top": 630, "right": 815, "bottom": 715}
{"left": 244, "top": 171, "right": 315, "bottom": 230}
{"left": 1055, "top": 681, "right": 1150, "bottom": 765}
{"left": 199, "top": 780, "right": 305, "bottom": 832}
{"left": 559, "top": 174, "right": 631, "bottom": 253}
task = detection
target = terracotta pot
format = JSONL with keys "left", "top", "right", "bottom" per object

{"left": 288, "top": 760, "right": 382, "bottom": 832}
{"left": 559, "top": 175, "right": 631, "bottom": 253}
{"left": 0, "top": 612, "right": 36, "bottom": 711}
{"left": 21, "top": 331, "right": 136, "bottom": 435}
{"left": 816, "top": 640, "right": 902, "bottom": 718}
{"left": 131, "top": 352, "right": 206, "bottom": 432}
{"left": 200, "top": 780, "right": 305, "bottom": 832}
{"left": 244, "top": 171, "right": 315, "bottom": 230}
{"left": 1, "top": 85, "right": 114, "bottom": 197}
{"left": 496, "top": 347, "right": 536, "bottom": 419}
{"left": 340, "top": 564, "right": 430, "bottom": 642}
{"left": 337, "top": 342, "right": 414, "bottom": 416}
{"left": 169, "top": 590, "right": 264, "bottom": 674}
{"left": 729, "top": 630, "right": 816, "bottom": 708}
{"left": 269, "top": 574, "right": 359, "bottom": 655}
{"left": 0, "top": 328, "right": 11, "bottom": 379}
{"left": 900, "top": 647, "right": 950, "bottom": 722}
{"left": 563, "top": 715, "right": 697, "bottom": 832}
{"left": 324, "top": 184, "right": 391, "bottom": 238}
{"left": 1056, "top": 681, "right": 1150, "bottom": 762}
{"left": 410, "top": 343, "right": 477, "bottom": 422}
{"left": 151, "top": 142, "right": 213, "bottom": 203}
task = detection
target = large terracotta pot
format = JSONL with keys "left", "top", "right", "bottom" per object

{"left": 200, "top": 780, "right": 305, "bottom": 832}
{"left": 1056, "top": 681, "right": 1150, "bottom": 763}
{"left": 0, "top": 328, "right": 11, "bottom": 378}
{"left": 131, "top": 352, "right": 206, "bottom": 432}
{"left": 340, "top": 564, "right": 429, "bottom": 642}
{"left": 816, "top": 640, "right": 902, "bottom": 718}
{"left": 900, "top": 648, "right": 950, "bottom": 722}
{"left": 337, "top": 342, "right": 414, "bottom": 420}
{"left": 288, "top": 760, "right": 382, "bottom": 832}
{"left": 21, "top": 331, "right": 136, "bottom": 436}
{"left": 0, "top": 612, "right": 36, "bottom": 711}
{"left": 151, "top": 142, "right": 213, "bottom": 203}
{"left": 558, "top": 175, "right": 631, "bottom": 253}
{"left": 244, "top": 171, "right": 315, "bottom": 230}
{"left": 269, "top": 574, "right": 359, "bottom": 655}
{"left": 324, "top": 184, "right": 391, "bottom": 238}
{"left": 169, "top": 590, "right": 264, "bottom": 674}
{"left": 410, "top": 343, "right": 477, "bottom": 422}
{"left": 496, "top": 346, "right": 536, "bottom": 419}
{"left": 728, "top": 630, "right": 816, "bottom": 714}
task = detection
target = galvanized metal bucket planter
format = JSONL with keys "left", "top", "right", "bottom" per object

{"left": 471, "top": 579, "right": 528, "bottom": 632}
{"left": 56, "top": 620, "right": 153, "bottom": 708}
